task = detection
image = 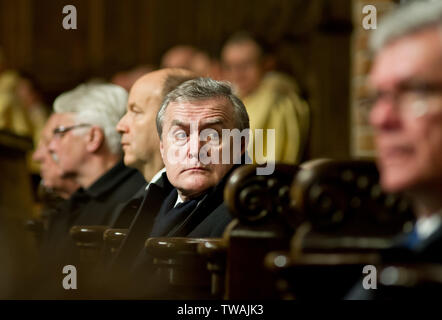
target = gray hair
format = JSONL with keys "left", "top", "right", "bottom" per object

{"left": 370, "top": 0, "right": 442, "bottom": 52}
{"left": 53, "top": 83, "right": 128, "bottom": 154}
{"left": 156, "top": 77, "right": 249, "bottom": 138}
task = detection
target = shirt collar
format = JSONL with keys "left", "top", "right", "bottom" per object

{"left": 145, "top": 167, "right": 167, "bottom": 190}
{"left": 415, "top": 210, "right": 442, "bottom": 240}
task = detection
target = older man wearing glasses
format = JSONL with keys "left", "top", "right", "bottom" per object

{"left": 35, "top": 83, "right": 145, "bottom": 298}
{"left": 368, "top": 1, "right": 442, "bottom": 259}
{"left": 347, "top": 1, "right": 442, "bottom": 300}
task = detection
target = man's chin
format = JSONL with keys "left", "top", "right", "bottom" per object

{"left": 123, "top": 155, "right": 137, "bottom": 168}
{"left": 380, "top": 171, "right": 415, "bottom": 194}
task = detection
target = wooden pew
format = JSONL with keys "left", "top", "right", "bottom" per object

{"left": 140, "top": 163, "right": 299, "bottom": 300}
{"left": 266, "top": 159, "right": 415, "bottom": 299}
{"left": 69, "top": 225, "right": 110, "bottom": 266}
{"left": 375, "top": 263, "right": 442, "bottom": 299}
{"left": 222, "top": 163, "right": 299, "bottom": 299}
{"left": 0, "top": 130, "right": 38, "bottom": 298}
{"left": 145, "top": 237, "right": 224, "bottom": 299}
{"left": 103, "top": 228, "right": 129, "bottom": 260}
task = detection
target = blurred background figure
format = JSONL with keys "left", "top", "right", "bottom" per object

{"left": 15, "top": 73, "right": 49, "bottom": 176}
{"left": 161, "top": 45, "right": 222, "bottom": 79}
{"left": 0, "top": 48, "right": 31, "bottom": 137}
{"left": 221, "top": 31, "right": 310, "bottom": 164}
{"left": 111, "top": 64, "right": 155, "bottom": 91}
{"left": 161, "top": 45, "right": 197, "bottom": 70}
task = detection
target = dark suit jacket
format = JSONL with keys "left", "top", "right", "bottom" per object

{"left": 109, "top": 166, "right": 237, "bottom": 298}
{"left": 346, "top": 221, "right": 442, "bottom": 300}
{"left": 113, "top": 167, "right": 234, "bottom": 269}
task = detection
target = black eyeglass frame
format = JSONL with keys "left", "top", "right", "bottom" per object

{"left": 52, "top": 124, "right": 92, "bottom": 136}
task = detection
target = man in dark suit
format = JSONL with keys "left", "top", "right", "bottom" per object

{"left": 112, "top": 68, "right": 197, "bottom": 229}
{"left": 347, "top": 1, "right": 442, "bottom": 299}
{"left": 111, "top": 77, "right": 250, "bottom": 298}
{"left": 368, "top": 0, "right": 442, "bottom": 263}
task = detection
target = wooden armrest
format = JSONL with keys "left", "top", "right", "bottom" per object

{"left": 145, "top": 237, "right": 222, "bottom": 259}
{"left": 265, "top": 251, "right": 380, "bottom": 270}
{"left": 145, "top": 237, "right": 222, "bottom": 291}
{"left": 379, "top": 264, "right": 442, "bottom": 287}
{"left": 197, "top": 239, "right": 227, "bottom": 259}
{"left": 25, "top": 218, "right": 44, "bottom": 233}
{"left": 70, "top": 225, "right": 109, "bottom": 247}
{"left": 103, "top": 228, "right": 128, "bottom": 248}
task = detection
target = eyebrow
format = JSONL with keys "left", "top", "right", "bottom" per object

{"left": 170, "top": 118, "right": 225, "bottom": 129}
{"left": 128, "top": 102, "right": 141, "bottom": 110}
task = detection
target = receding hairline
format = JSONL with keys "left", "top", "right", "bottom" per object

{"left": 164, "top": 96, "right": 235, "bottom": 116}
{"left": 160, "top": 97, "right": 236, "bottom": 134}
{"left": 129, "top": 68, "right": 197, "bottom": 106}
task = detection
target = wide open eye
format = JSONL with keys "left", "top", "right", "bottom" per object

{"left": 207, "top": 131, "right": 220, "bottom": 145}
{"left": 172, "top": 130, "right": 188, "bottom": 145}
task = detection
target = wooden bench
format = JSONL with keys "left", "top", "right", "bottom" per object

{"left": 266, "top": 159, "right": 415, "bottom": 299}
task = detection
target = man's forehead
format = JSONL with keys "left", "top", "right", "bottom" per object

{"left": 166, "top": 99, "right": 233, "bottom": 121}
{"left": 129, "top": 81, "right": 162, "bottom": 108}
{"left": 53, "top": 112, "right": 75, "bottom": 124}
{"left": 370, "top": 28, "right": 442, "bottom": 88}
{"left": 223, "top": 40, "right": 260, "bottom": 58}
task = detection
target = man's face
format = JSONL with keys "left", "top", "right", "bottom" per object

{"left": 369, "top": 28, "right": 442, "bottom": 194}
{"left": 48, "top": 113, "right": 89, "bottom": 177}
{"left": 33, "top": 114, "right": 79, "bottom": 197}
{"left": 221, "top": 40, "right": 264, "bottom": 97}
{"left": 160, "top": 98, "right": 239, "bottom": 200}
{"left": 116, "top": 76, "right": 162, "bottom": 171}
{"left": 32, "top": 114, "right": 65, "bottom": 188}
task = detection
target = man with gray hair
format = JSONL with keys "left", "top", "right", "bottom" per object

{"left": 37, "top": 83, "right": 145, "bottom": 297}
{"left": 112, "top": 77, "right": 250, "bottom": 298}
{"left": 347, "top": 0, "right": 442, "bottom": 299}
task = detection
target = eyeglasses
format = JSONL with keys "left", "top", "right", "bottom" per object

{"left": 362, "top": 83, "right": 442, "bottom": 118}
{"left": 52, "top": 124, "right": 91, "bottom": 138}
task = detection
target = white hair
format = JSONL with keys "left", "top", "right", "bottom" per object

{"left": 370, "top": 0, "right": 442, "bottom": 52}
{"left": 53, "top": 83, "right": 128, "bottom": 154}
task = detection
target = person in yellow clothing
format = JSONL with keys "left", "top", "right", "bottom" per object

{"left": 0, "top": 50, "right": 49, "bottom": 174}
{"left": 0, "top": 69, "right": 32, "bottom": 137}
{"left": 221, "top": 32, "right": 310, "bottom": 164}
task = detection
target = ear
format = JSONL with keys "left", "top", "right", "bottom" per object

{"left": 159, "top": 139, "right": 165, "bottom": 161}
{"left": 85, "top": 126, "right": 105, "bottom": 153}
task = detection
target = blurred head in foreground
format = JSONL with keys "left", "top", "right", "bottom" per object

{"left": 369, "top": 1, "right": 442, "bottom": 217}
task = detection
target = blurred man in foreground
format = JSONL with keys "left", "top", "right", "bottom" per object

{"left": 347, "top": 0, "right": 442, "bottom": 300}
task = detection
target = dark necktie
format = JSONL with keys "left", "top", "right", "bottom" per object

{"left": 150, "top": 191, "right": 200, "bottom": 237}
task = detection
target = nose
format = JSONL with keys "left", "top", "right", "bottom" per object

{"left": 188, "top": 130, "right": 202, "bottom": 160}
{"left": 369, "top": 100, "right": 402, "bottom": 131}
{"left": 116, "top": 113, "right": 129, "bottom": 134}
{"left": 32, "top": 143, "right": 44, "bottom": 162}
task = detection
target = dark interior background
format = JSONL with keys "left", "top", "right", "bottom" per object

{"left": 0, "top": 0, "right": 354, "bottom": 159}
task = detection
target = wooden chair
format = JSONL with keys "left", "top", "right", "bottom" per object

{"left": 103, "top": 228, "right": 128, "bottom": 259}
{"left": 69, "top": 225, "right": 110, "bottom": 266}
{"left": 222, "top": 163, "right": 300, "bottom": 299}
{"left": 266, "top": 159, "right": 415, "bottom": 299}
{"left": 375, "top": 263, "right": 442, "bottom": 299}
{"left": 144, "top": 237, "right": 223, "bottom": 299}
